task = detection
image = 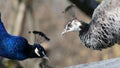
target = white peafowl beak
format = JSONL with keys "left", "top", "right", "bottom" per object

{"left": 61, "top": 29, "right": 67, "bottom": 36}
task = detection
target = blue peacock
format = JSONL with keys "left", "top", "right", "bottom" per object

{"left": 0, "top": 13, "right": 49, "bottom": 60}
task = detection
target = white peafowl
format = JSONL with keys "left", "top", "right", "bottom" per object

{"left": 62, "top": 0, "right": 120, "bottom": 50}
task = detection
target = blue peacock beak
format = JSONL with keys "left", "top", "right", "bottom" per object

{"left": 43, "top": 55, "right": 50, "bottom": 62}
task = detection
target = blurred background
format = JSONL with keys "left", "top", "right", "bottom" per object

{"left": 0, "top": 0, "right": 120, "bottom": 68}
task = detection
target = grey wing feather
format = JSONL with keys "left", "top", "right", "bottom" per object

{"left": 82, "top": 0, "right": 120, "bottom": 50}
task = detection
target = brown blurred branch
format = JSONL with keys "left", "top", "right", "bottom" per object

{"left": 12, "top": 2, "right": 26, "bottom": 35}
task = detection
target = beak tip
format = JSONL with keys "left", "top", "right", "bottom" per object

{"left": 61, "top": 32, "right": 64, "bottom": 36}
{"left": 61, "top": 29, "right": 67, "bottom": 36}
{"left": 61, "top": 31, "right": 66, "bottom": 36}
{"left": 43, "top": 56, "right": 50, "bottom": 62}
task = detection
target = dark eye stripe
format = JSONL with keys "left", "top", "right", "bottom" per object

{"left": 68, "top": 23, "right": 72, "bottom": 27}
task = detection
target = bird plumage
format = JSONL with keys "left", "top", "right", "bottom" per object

{"left": 62, "top": 0, "right": 120, "bottom": 50}
{"left": 0, "top": 14, "right": 48, "bottom": 60}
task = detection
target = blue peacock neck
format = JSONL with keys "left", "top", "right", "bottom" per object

{"left": 0, "top": 18, "right": 8, "bottom": 35}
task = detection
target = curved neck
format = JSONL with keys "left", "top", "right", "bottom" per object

{"left": 79, "top": 21, "right": 90, "bottom": 36}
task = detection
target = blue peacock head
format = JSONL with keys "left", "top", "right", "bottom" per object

{"left": 29, "top": 31, "right": 50, "bottom": 61}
